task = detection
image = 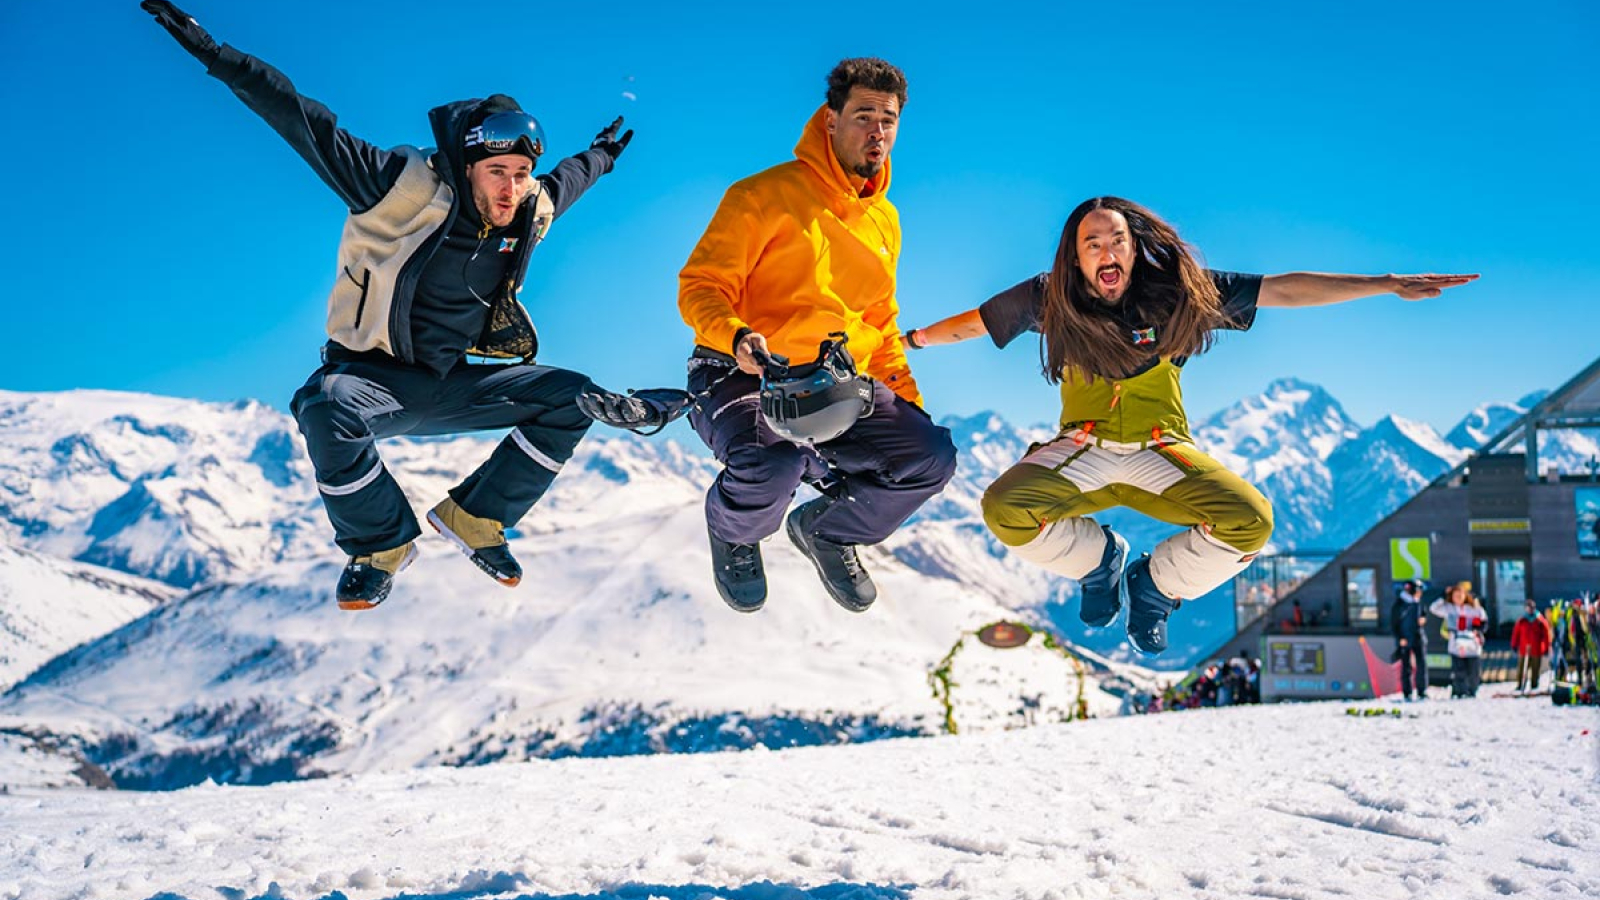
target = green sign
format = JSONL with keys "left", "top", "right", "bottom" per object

{"left": 1390, "top": 537, "right": 1431, "bottom": 580}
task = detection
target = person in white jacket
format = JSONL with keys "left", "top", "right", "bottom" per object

{"left": 1430, "top": 581, "right": 1487, "bottom": 697}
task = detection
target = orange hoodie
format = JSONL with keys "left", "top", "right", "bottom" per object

{"left": 678, "top": 105, "right": 920, "bottom": 405}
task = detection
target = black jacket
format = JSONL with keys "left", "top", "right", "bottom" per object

{"left": 207, "top": 44, "right": 613, "bottom": 373}
{"left": 1391, "top": 594, "right": 1426, "bottom": 645}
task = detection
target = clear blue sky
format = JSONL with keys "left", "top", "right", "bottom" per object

{"left": 3, "top": 0, "right": 1597, "bottom": 434}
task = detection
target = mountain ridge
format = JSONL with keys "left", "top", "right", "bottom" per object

{"left": 2, "top": 383, "right": 1595, "bottom": 788}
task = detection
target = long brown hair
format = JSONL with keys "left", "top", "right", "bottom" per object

{"left": 1040, "top": 197, "right": 1224, "bottom": 383}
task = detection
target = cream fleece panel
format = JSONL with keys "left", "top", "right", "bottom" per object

{"left": 1150, "top": 524, "right": 1253, "bottom": 600}
{"left": 325, "top": 147, "right": 453, "bottom": 354}
{"left": 1010, "top": 517, "right": 1109, "bottom": 579}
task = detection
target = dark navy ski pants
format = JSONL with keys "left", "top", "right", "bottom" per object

{"left": 1398, "top": 640, "right": 1428, "bottom": 698}
{"left": 290, "top": 353, "right": 593, "bottom": 556}
{"left": 686, "top": 359, "right": 958, "bottom": 546}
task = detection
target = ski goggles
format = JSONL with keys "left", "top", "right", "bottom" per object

{"left": 464, "top": 111, "right": 547, "bottom": 160}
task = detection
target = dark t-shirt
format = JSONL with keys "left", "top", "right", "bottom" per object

{"left": 977, "top": 270, "right": 1263, "bottom": 367}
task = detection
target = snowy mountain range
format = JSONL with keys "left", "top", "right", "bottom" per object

{"left": 1, "top": 382, "right": 1595, "bottom": 790}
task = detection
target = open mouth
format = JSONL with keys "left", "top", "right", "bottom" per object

{"left": 1097, "top": 266, "right": 1123, "bottom": 288}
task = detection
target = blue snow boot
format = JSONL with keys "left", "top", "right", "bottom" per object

{"left": 1124, "top": 554, "right": 1182, "bottom": 656}
{"left": 1078, "top": 525, "right": 1129, "bottom": 627}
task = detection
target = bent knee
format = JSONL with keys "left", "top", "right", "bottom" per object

{"left": 900, "top": 428, "right": 958, "bottom": 488}
{"left": 929, "top": 431, "right": 959, "bottom": 484}
{"left": 548, "top": 369, "right": 595, "bottom": 401}
{"left": 1215, "top": 490, "right": 1274, "bottom": 552}
{"left": 290, "top": 379, "right": 367, "bottom": 440}
{"left": 981, "top": 476, "right": 1045, "bottom": 547}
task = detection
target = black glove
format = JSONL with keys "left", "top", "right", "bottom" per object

{"left": 140, "top": 0, "right": 221, "bottom": 68}
{"left": 576, "top": 386, "right": 694, "bottom": 435}
{"left": 590, "top": 117, "right": 634, "bottom": 161}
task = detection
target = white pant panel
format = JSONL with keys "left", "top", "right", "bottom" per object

{"left": 1150, "top": 524, "right": 1253, "bottom": 599}
{"left": 1010, "top": 517, "right": 1107, "bottom": 579}
{"left": 1021, "top": 433, "right": 1189, "bottom": 496}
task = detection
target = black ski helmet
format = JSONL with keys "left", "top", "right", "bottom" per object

{"left": 759, "top": 334, "right": 875, "bottom": 445}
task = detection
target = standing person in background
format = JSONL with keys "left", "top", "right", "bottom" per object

{"left": 1549, "top": 600, "right": 1570, "bottom": 682}
{"left": 1431, "top": 582, "right": 1486, "bottom": 698}
{"left": 1510, "top": 599, "right": 1553, "bottom": 694}
{"left": 1565, "top": 597, "right": 1596, "bottom": 689}
{"left": 139, "top": 2, "right": 634, "bottom": 610}
{"left": 1391, "top": 579, "right": 1430, "bottom": 701}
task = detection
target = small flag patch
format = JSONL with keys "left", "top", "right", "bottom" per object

{"left": 499, "top": 238, "right": 519, "bottom": 253}
{"left": 1132, "top": 327, "right": 1156, "bottom": 346}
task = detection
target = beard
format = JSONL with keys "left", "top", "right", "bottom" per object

{"left": 1088, "top": 265, "right": 1130, "bottom": 303}
{"left": 851, "top": 160, "right": 883, "bottom": 179}
{"left": 474, "top": 191, "right": 524, "bottom": 228}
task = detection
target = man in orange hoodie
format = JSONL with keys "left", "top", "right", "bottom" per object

{"left": 674, "top": 58, "right": 956, "bottom": 614}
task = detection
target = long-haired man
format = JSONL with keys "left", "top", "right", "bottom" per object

{"left": 906, "top": 197, "right": 1475, "bottom": 655}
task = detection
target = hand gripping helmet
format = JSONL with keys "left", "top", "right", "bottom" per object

{"left": 759, "top": 333, "right": 876, "bottom": 445}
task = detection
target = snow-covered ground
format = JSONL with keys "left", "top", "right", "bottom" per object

{"left": 3, "top": 687, "right": 1595, "bottom": 900}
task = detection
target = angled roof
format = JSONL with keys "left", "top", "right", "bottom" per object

{"left": 1461, "top": 354, "right": 1600, "bottom": 466}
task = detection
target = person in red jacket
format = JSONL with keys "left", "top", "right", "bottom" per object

{"left": 1511, "top": 599, "right": 1554, "bottom": 693}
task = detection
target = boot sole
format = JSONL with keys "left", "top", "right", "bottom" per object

{"left": 427, "top": 510, "right": 520, "bottom": 587}
{"left": 715, "top": 585, "right": 766, "bottom": 614}
{"left": 1127, "top": 602, "right": 1180, "bottom": 657}
{"left": 337, "top": 544, "right": 418, "bottom": 611}
{"left": 1126, "top": 603, "right": 1169, "bottom": 657}
{"left": 1127, "top": 633, "right": 1165, "bottom": 657}
{"left": 785, "top": 510, "right": 875, "bottom": 613}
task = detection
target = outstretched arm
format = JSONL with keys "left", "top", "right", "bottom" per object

{"left": 141, "top": 1, "right": 401, "bottom": 212}
{"left": 1258, "top": 272, "right": 1478, "bottom": 309}
{"left": 907, "top": 272, "right": 1045, "bottom": 350}
{"left": 541, "top": 118, "right": 633, "bottom": 220}
{"left": 904, "top": 308, "right": 988, "bottom": 349}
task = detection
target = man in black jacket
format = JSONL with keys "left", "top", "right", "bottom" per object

{"left": 1391, "top": 579, "right": 1429, "bottom": 700}
{"left": 142, "top": 2, "right": 633, "bottom": 609}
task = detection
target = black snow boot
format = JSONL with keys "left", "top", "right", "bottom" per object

{"left": 709, "top": 529, "right": 767, "bottom": 613}
{"left": 785, "top": 498, "right": 877, "bottom": 612}
{"left": 336, "top": 542, "right": 417, "bottom": 611}
{"left": 1124, "top": 554, "right": 1182, "bottom": 656}
{"left": 1078, "top": 525, "right": 1129, "bottom": 627}
{"left": 427, "top": 497, "right": 521, "bottom": 587}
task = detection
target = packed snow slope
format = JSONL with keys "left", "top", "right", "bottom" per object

{"left": 2, "top": 689, "right": 1595, "bottom": 900}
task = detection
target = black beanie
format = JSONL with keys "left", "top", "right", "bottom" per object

{"left": 462, "top": 94, "right": 542, "bottom": 166}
